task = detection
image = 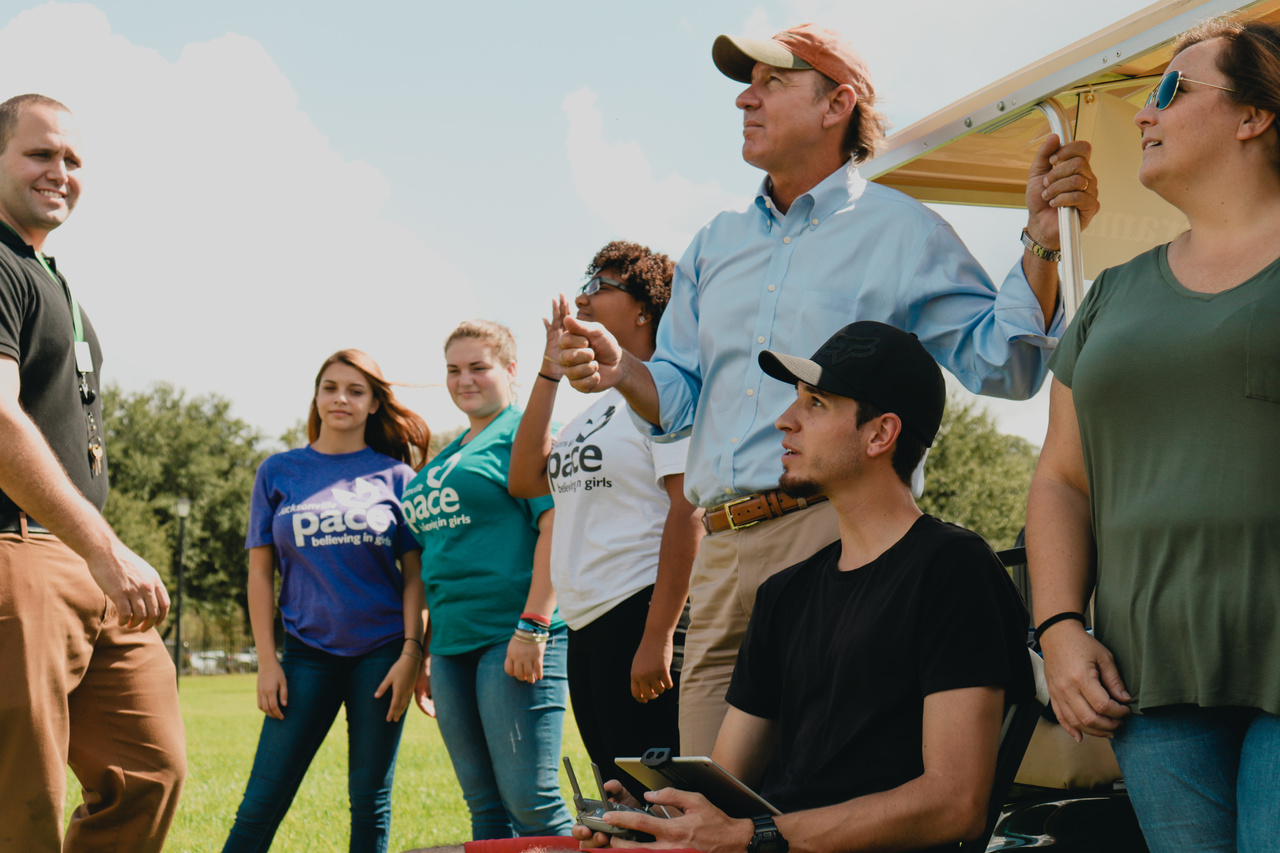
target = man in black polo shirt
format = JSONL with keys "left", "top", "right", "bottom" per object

{"left": 580, "top": 322, "right": 1033, "bottom": 853}
{"left": 0, "top": 94, "right": 185, "bottom": 851}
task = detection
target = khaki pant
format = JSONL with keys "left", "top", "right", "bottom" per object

{"left": 678, "top": 501, "right": 840, "bottom": 755}
{"left": 0, "top": 533, "right": 186, "bottom": 852}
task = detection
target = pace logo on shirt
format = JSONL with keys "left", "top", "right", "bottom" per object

{"left": 286, "top": 477, "right": 396, "bottom": 547}
{"left": 402, "top": 454, "right": 471, "bottom": 533}
{"left": 548, "top": 406, "right": 615, "bottom": 494}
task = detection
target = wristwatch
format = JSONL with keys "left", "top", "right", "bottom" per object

{"left": 747, "top": 815, "right": 788, "bottom": 853}
{"left": 1020, "top": 228, "right": 1062, "bottom": 263}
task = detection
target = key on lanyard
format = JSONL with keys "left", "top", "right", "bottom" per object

{"left": 85, "top": 410, "right": 102, "bottom": 477}
{"left": 88, "top": 436, "right": 103, "bottom": 477}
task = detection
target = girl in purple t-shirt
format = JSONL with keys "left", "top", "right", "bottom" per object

{"left": 223, "top": 350, "right": 430, "bottom": 853}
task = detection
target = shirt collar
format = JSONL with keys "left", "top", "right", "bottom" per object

{"left": 752, "top": 158, "right": 866, "bottom": 228}
{"left": 0, "top": 220, "right": 36, "bottom": 257}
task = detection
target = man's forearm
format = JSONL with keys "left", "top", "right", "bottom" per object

{"left": 616, "top": 352, "right": 662, "bottom": 427}
{"left": 764, "top": 687, "right": 1004, "bottom": 853}
{"left": 0, "top": 398, "right": 117, "bottom": 560}
{"left": 0, "top": 363, "right": 170, "bottom": 628}
{"left": 1021, "top": 251, "right": 1061, "bottom": 329}
{"left": 774, "top": 770, "right": 988, "bottom": 853}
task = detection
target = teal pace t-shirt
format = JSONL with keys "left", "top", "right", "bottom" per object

{"left": 1050, "top": 245, "right": 1280, "bottom": 715}
{"left": 402, "top": 406, "right": 560, "bottom": 655}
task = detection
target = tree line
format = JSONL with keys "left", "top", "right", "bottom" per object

{"left": 99, "top": 383, "right": 1034, "bottom": 638}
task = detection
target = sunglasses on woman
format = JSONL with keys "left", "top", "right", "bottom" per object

{"left": 580, "top": 274, "right": 644, "bottom": 298}
{"left": 1145, "top": 69, "right": 1235, "bottom": 110}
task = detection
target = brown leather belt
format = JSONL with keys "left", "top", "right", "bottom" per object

{"left": 701, "top": 491, "right": 827, "bottom": 535}
{"left": 0, "top": 510, "right": 50, "bottom": 535}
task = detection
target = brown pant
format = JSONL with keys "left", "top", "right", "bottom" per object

{"left": 677, "top": 500, "right": 840, "bottom": 755}
{"left": 0, "top": 533, "right": 186, "bottom": 852}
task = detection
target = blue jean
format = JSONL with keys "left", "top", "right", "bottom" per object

{"left": 1111, "top": 705, "right": 1280, "bottom": 853}
{"left": 222, "top": 635, "right": 407, "bottom": 853}
{"left": 431, "top": 629, "right": 574, "bottom": 840}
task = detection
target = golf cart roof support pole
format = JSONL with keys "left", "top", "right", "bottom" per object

{"left": 1035, "top": 98, "right": 1084, "bottom": 321}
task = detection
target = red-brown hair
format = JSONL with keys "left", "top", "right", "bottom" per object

{"left": 307, "top": 349, "right": 431, "bottom": 470}
{"left": 1176, "top": 18, "right": 1280, "bottom": 172}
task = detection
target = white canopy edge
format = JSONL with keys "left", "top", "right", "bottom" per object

{"left": 863, "top": 0, "right": 1276, "bottom": 183}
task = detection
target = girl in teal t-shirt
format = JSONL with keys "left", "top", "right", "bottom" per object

{"left": 403, "top": 320, "right": 572, "bottom": 839}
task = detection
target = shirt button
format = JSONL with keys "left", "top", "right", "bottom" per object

{"left": 757, "top": 336, "right": 765, "bottom": 343}
{"left": 768, "top": 285, "right": 776, "bottom": 292}
{"left": 783, "top": 236, "right": 791, "bottom": 244}
{"left": 730, "top": 437, "right": 739, "bottom": 444}
{"left": 812, "top": 218, "right": 819, "bottom": 226}
{"left": 747, "top": 389, "right": 754, "bottom": 397}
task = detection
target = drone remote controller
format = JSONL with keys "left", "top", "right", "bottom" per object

{"left": 562, "top": 757, "right": 658, "bottom": 843}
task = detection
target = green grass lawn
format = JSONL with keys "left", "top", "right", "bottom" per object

{"left": 66, "top": 674, "right": 592, "bottom": 852}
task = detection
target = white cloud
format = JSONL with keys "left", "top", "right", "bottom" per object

{"left": 562, "top": 87, "right": 739, "bottom": 259}
{"left": 0, "top": 3, "right": 477, "bottom": 437}
{"left": 785, "top": 0, "right": 1157, "bottom": 128}
{"left": 741, "top": 7, "right": 777, "bottom": 38}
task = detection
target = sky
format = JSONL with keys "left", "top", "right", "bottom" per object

{"left": 0, "top": 0, "right": 1159, "bottom": 448}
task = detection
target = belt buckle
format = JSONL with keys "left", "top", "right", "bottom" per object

{"left": 723, "top": 495, "right": 761, "bottom": 531}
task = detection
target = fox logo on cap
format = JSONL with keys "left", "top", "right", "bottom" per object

{"left": 818, "top": 334, "right": 878, "bottom": 364}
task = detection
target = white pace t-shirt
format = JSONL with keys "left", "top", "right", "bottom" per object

{"left": 547, "top": 389, "right": 688, "bottom": 629}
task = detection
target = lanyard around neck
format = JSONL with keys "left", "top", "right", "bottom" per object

{"left": 34, "top": 251, "right": 83, "bottom": 344}
{"left": 0, "top": 221, "right": 83, "bottom": 344}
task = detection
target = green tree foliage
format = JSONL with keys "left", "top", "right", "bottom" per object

{"left": 917, "top": 395, "right": 1039, "bottom": 551}
{"left": 279, "top": 418, "right": 307, "bottom": 450}
{"left": 428, "top": 425, "right": 465, "bottom": 460}
{"left": 101, "top": 383, "right": 272, "bottom": 623}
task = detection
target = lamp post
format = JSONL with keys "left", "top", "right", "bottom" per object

{"left": 173, "top": 496, "right": 191, "bottom": 686}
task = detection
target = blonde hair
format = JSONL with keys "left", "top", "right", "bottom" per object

{"left": 444, "top": 319, "right": 517, "bottom": 367}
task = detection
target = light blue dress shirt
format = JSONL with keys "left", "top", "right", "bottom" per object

{"left": 639, "top": 160, "right": 1064, "bottom": 508}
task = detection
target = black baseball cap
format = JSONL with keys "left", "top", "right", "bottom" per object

{"left": 759, "top": 321, "right": 945, "bottom": 445}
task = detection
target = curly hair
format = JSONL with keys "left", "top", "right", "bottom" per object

{"left": 1175, "top": 17, "right": 1280, "bottom": 173}
{"left": 585, "top": 241, "right": 675, "bottom": 336}
{"left": 307, "top": 350, "right": 431, "bottom": 470}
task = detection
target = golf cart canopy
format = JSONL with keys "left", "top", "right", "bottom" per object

{"left": 862, "top": 0, "right": 1280, "bottom": 317}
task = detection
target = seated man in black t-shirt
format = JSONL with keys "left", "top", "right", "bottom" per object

{"left": 577, "top": 321, "right": 1033, "bottom": 853}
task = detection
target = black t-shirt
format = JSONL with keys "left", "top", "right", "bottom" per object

{"left": 0, "top": 225, "right": 106, "bottom": 517}
{"left": 726, "top": 515, "right": 1033, "bottom": 820}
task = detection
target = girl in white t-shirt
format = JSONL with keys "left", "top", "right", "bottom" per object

{"left": 510, "top": 241, "right": 702, "bottom": 795}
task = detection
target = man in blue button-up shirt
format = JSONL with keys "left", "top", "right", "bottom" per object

{"left": 561, "top": 24, "right": 1099, "bottom": 753}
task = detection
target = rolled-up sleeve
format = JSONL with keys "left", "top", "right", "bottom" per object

{"left": 631, "top": 252, "right": 702, "bottom": 441}
{"left": 907, "top": 223, "right": 1062, "bottom": 400}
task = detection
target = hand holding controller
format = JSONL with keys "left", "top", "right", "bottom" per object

{"left": 563, "top": 757, "right": 660, "bottom": 843}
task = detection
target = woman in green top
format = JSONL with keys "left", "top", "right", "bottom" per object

{"left": 402, "top": 319, "right": 573, "bottom": 839}
{"left": 1028, "top": 18, "right": 1280, "bottom": 852}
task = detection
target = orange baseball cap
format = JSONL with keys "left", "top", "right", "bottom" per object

{"left": 712, "top": 23, "right": 875, "bottom": 101}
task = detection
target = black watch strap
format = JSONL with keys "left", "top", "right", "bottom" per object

{"left": 747, "top": 815, "right": 788, "bottom": 853}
